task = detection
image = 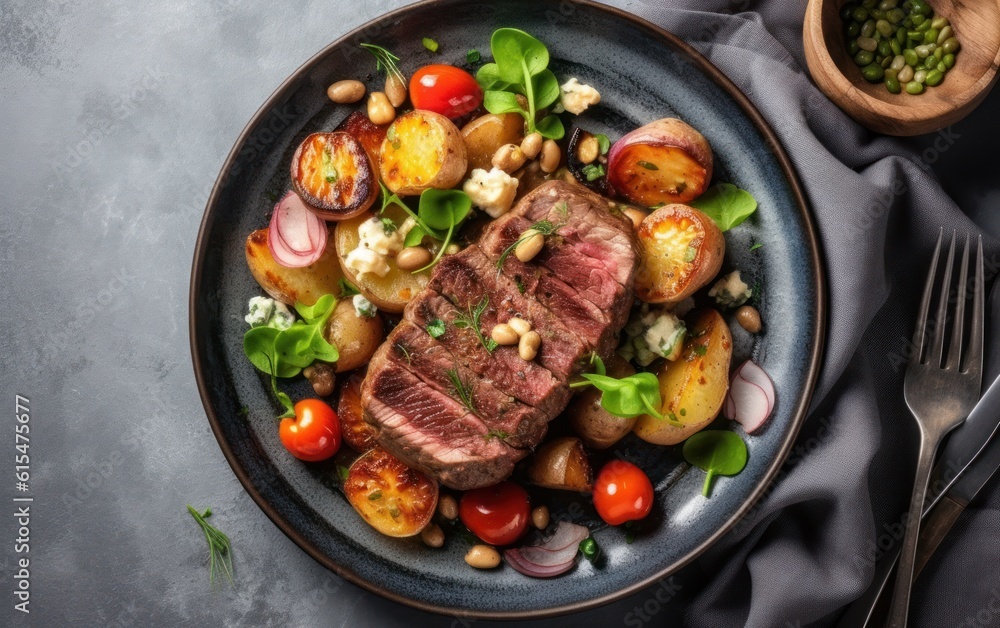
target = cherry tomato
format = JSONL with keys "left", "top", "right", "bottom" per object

{"left": 459, "top": 481, "right": 530, "bottom": 546}
{"left": 409, "top": 65, "right": 483, "bottom": 119}
{"left": 279, "top": 399, "right": 341, "bottom": 462}
{"left": 592, "top": 460, "right": 654, "bottom": 526}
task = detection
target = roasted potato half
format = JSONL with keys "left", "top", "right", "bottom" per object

{"left": 380, "top": 111, "right": 468, "bottom": 196}
{"left": 334, "top": 205, "right": 431, "bottom": 313}
{"left": 324, "top": 299, "right": 384, "bottom": 373}
{"left": 336, "top": 369, "right": 377, "bottom": 452}
{"left": 567, "top": 355, "right": 638, "bottom": 449}
{"left": 461, "top": 113, "right": 524, "bottom": 174}
{"left": 607, "top": 118, "right": 714, "bottom": 206}
{"left": 291, "top": 132, "right": 379, "bottom": 221}
{"left": 633, "top": 309, "right": 732, "bottom": 445}
{"left": 635, "top": 204, "right": 725, "bottom": 304}
{"left": 527, "top": 437, "right": 594, "bottom": 492}
{"left": 334, "top": 110, "right": 389, "bottom": 178}
{"left": 245, "top": 228, "right": 343, "bottom": 306}
{"left": 345, "top": 447, "right": 439, "bottom": 537}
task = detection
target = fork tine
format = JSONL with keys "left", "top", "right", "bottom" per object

{"left": 946, "top": 233, "right": 971, "bottom": 370}
{"left": 912, "top": 229, "right": 944, "bottom": 365}
{"left": 929, "top": 231, "right": 957, "bottom": 367}
{"left": 965, "top": 235, "right": 985, "bottom": 375}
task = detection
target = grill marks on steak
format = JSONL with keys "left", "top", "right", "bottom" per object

{"left": 430, "top": 246, "right": 589, "bottom": 380}
{"left": 406, "top": 291, "right": 567, "bottom": 413}
{"left": 387, "top": 321, "right": 549, "bottom": 449}
{"left": 361, "top": 181, "right": 639, "bottom": 490}
{"left": 364, "top": 341, "right": 521, "bottom": 488}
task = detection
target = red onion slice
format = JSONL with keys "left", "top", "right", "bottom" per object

{"left": 503, "top": 521, "right": 590, "bottom": 578}
{"left": 724, "top": 360, "right": 776, "bottom": 434}
{"left": 504, "top": 550, "right": 576, "bottom": 578}
{"left": 267, "top": 191, "right": 327, "bottom": 268}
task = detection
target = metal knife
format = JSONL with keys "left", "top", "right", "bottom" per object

{"left": 837, "top": 276, "right": 1000, "bottom": 628}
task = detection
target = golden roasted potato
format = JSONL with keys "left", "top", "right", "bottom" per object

{"left": 336, "top": 369, "right": 377, "bottom": 452}
{"left": 633, "top": 309, "right": 732, "bottom": 445}
{"left": 334, "top": 205, "right": 431, "bottom": 314}
{"left": 635, "top": 204, "right": 724, "bottom": 304}
{"left": 324, "top": 300, "right": 384, "bottom": 373}
{"left": 461, "top": 113, "right": 524, "bottom": 174}
{"left": 335, "top": 110, "right": 389, "bottom": 179}
{"left": 567, "top": 356, "right": 638, "bottom": 449}
{"left": 527, "top": 437, "right": 594, "bottom": 492}
{"left": 345, "top": 447, "right": 439, "bottom": 537}
{"left": 245, "top": 228, "right": 343, "bottom": 306}
{"left": 379, "top": 111, "right": 467, "bottom": 196}
{"left": 607, "top": 118, "right": 714, "bottom": 207}
{"left": 291, "top": 132, "right": 378, "bottom": 220}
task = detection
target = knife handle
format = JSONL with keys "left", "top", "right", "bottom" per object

{"left": 852, "top": 495, "right": 969, "bottom": 628}
{"left": 914, "top": 494, "right": 967, "bottom": 576}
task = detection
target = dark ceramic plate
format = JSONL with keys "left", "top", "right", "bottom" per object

{"left": 190, "top": 0, "right": 825, "bottom": 619}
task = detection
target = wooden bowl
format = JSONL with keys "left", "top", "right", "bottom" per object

{"left": 804, "top": 0, "right": 1000, "bottom": 135}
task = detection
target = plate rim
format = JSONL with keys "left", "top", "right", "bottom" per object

{"left": 188, "top": 0, "right": 827, "bottom": 619}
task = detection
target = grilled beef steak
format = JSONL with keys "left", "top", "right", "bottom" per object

{"left": 361, "top": 181, "right": 640, "bottom": 489}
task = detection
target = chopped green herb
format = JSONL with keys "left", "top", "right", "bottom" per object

{"left": 337, "top": 465, "right": 350, "bottom": 481}
{"left": 694, "top": 345, "right": 708, "bottom": 356}
{"left": 749, "top": 242, "right": 763, "bottom": 251}
{"left": 389, "top": 507, "right": 400, "bottom": 518}
{"left": 427, "top": 318, "right": 446, "bottom": 339}
{"left": 467, "top": 49, "right": 481, "bottom": 64}
{"left": 186, "top": 505, "right": 234, "bottom": 588}
{"left": 579, "top": 537, "right": 599, "bottom": 561}
{"left": 515, "top": 276, "right": 526, "bottom": 294}
{"left": 680, "top": 408, "right": 687, "bottom": 416}
{"left": 683, "top": 246, "right": 697, "bottom": 262}
{"left": 380, "top": 217, "right": 398, "bottom": 235}
{"left": 484, "top": 429, "right": 509, "bottom": 442}
{"left": 637, "top": 160, "right": 659, "bottom": 171}
{"left": 423, "top": 37, "right": 439, "bottom": 53}
{"left": 595, "top": 134, "right": 611, "bottom": 155}
{"left": 237, "top": 405, "right": 249, "bottom": 417}
{"left": 581, "top": 164, "right": 606, "bottom": 182}
{"left": 368, "top": 490, "right": 383, "bottom": 501}
{"left": 453, "top": 296, "right": 496, "bottom": 353}
{"left": 338, "top": 278, "right": 360, "bottom": 298}
{"left": 448, "top": 368, "right": 477, "bottom": 414}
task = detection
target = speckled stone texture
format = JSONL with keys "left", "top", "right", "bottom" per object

{"left": 2, "top": 0, "right": 1000, "bottom": 626}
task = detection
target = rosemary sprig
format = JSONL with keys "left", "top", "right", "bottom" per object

{"left": 447, "top": 367, "right": 477, "bottom": 414}
{"left": 452, "top": 296, "right": 498, "bottom": 353}
{"left": 395, "top": 342, "right": 412, "bottom": 364}
{"left": 360, "top": 43, "right": 405, "bottom": 82}
{"left": 186, "top": 505, "right": 234, "bottom": 588}
{"left": 495, "top": 218, "right": 564, "bottom": 273}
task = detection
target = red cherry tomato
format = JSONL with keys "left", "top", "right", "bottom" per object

{"left": 409, "top": 65, "right": 483, "bottom": 119}
{"left": 459, "top": 481, "right": 530, "bottom": 546}
{"left": 279, "top": 399, "right": 341, "bottom": 462}
{"left": 592, "top": 460, "right": 654, "bottom": 526}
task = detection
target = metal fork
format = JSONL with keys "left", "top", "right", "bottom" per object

{"left": 887, "top": 230, "right": 985, "bottom": 627}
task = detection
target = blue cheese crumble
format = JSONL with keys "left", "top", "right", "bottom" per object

{"left": 245, "top": 296, "right": 294, "bottom": 330}
{"left": 352, "top": 294, "right": 377, "bottom": 318}
{"left": 708, "top": 270, "right": 752, "bottom": 309}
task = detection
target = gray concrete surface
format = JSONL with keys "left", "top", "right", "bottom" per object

{"left": 1, "top": 0, "right": 997, "bottom": 626}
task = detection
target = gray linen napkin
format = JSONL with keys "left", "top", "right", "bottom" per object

{"left": 599, "top": 0, "right": 1000, "bottom": 626}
